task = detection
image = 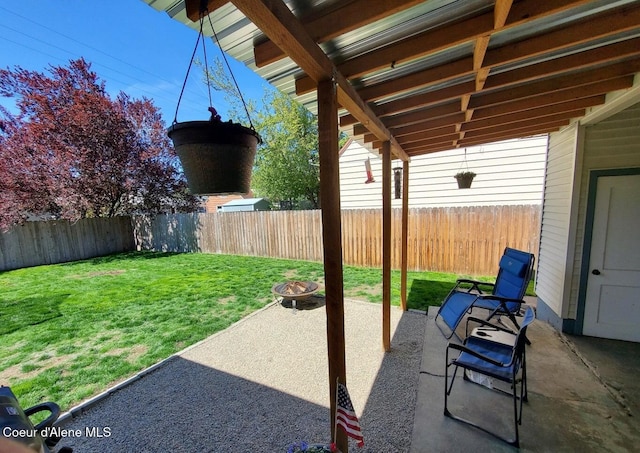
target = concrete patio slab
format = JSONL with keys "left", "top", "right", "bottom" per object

{"left": 50, "top": 298, "right": 639, "bottom": 452}
{"left": 411, "top": 307, "right": 639, "bottom": 452}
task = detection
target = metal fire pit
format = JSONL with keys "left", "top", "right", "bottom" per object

{"left": 272, "top": 281, "right": 321, "bottom": 312}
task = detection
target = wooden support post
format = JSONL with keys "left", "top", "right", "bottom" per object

{"left": 317, "top": 79, "right": 347, "bottom": 453}
{"left": 382, "top": 141, "right": 391, "bottom": 352}
{"left": 400, "top": 160, "right": 409, "bottom": 311}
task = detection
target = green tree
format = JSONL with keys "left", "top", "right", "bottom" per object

{"left": 253, "top": 90, "right": 319, "bottom": 208}
{"left": 203, "top": 59, "right": 320, "bottom": 208}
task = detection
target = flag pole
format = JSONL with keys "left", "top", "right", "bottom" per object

{"left": 333, "top": 376, "right": 340, "bottom": 446}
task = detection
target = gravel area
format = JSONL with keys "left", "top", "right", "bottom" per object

{"left": 56, "top": 298, "right": 425, "bottom": 452}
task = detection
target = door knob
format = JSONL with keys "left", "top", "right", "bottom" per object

{"left": 592, "top": 269, "right": 601, "bottom": 275}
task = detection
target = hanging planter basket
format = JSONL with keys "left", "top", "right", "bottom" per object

{"left": 168, "top": 118, "right": 260, "bottom": 195}
{"left": 168, "top": 5, "right": 261, "bottom": 195}
{"left": 454, "top": 171, "right": 476, "bottom": 189}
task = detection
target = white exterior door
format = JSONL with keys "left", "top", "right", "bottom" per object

{"left": 583, "top": 174, "right": 640, "bottom": 341}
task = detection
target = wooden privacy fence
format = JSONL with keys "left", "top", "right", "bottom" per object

{"left": 0, "top": 217, "right": 135, "bottom": 272}
{"left": 134, "top": 205, "right": 540, "bottom": 275}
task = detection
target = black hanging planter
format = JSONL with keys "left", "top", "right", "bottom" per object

{"left": 168, "top": 116, "right": 260, "bottom": 195}
{"left": 454, "top": 171, "right": 476, "bottom": 189}
{"left": 169, "top": 5, "right": 261, "bottom": 195}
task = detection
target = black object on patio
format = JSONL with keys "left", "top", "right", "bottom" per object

{"left": 0, "top": 385, "right": 70, "bottom": 452}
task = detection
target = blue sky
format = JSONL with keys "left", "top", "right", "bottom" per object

{"left": 0, "top": 0, "right": 272, "bottom": 124}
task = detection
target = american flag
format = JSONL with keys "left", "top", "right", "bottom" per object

{"left": 335, "top": 382, "right": 364, "bottom": 447}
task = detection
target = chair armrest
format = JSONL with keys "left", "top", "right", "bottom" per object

{"left": 465, "top": 316, "right": 516, "bottom": 337}
{"left": 475, "top": 295, "right": 524, "bottom": 304}
{"left": 455, "top": 279, "right": 495, "bottom": 294}
{"left": 473, "top": 295, "right": 525, "bottom": 313}
{"left": 447, "top": 342, "right": 505, "bottom": 367}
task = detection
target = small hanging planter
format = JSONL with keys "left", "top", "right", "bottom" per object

{"left": 454, "top": 171, "right": 476, "bottom": 189}
{"left": 454, "top": 148, "right": 476, "bottom": 189}
{"left": 168, "top": 110, "right": 260, "bottom": 195}
{"left": 168, "top": 4, "right": 260, "bottom": 195}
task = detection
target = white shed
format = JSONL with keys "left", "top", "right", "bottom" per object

{"left": 218, "top": 198, "right": 271, "bottom": 212}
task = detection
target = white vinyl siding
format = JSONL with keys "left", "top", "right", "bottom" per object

{"left": 538, "top": 101, "right": 640, "bottom": 321}
{"left": 339, "top": 136, "right": 547, "bottom": 209}
{"left": 568, "top": 102, "right": 640, "bottom": 317}
{"left": 536, "top": 124, "right": 579, "bottom": 318}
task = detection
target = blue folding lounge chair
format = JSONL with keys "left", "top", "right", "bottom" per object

{"left": 435, "top": 247, "right": 535, "bottom": 340}
{"left": 444, "top": 306, "right": 535, "bottom": 447}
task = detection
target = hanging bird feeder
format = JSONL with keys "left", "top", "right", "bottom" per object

{"left": 393, "top": 166, "right": 403, "bottom": 199}
{"left": 168, "top": 3, "right": 261, "bottom": 195}
{"left": 364, "top": 158, "right": 375, "bottom": 184}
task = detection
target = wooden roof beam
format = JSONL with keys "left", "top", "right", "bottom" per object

{"left": 338, "top": 28, "right": 640, "bottom": 129}
{"left": 337, "top": 88, "right": 458, "bottom": 127}
{"left": 469, "top": 60, "right": 640, "bottom": 109}
{"left": 399, "top": 133, "right": 467, "bottom": 152}
{"left": 392, "top": 125, "right": 459, "bottom": 145}
{"left": 353, "top": 111, "right": 467, "bottom": 137}
{"left": 352, "top": 81, "right": 617, "bottom": 138}
{"left": 231, "top": 0, "right": 409, "bottom": 161}
{"left": 462, "top": 108, "right": 586, "bottom": 133}
{"left": 342, "top": 81, "right": 475, "bottom": 127}
{"left": 383, "top": 97, "right": 473, "bottom": 129}
{"left": 372, "top": 125, "right": 458, "bottom": 148}
{"left": 389, "top": 113, "right": 467, "bottom": 137}
{"left": 254, "top": 0, "right": 424, "bottom": 67}
{"left": 406, "top": 123, "right": 566, "bottom": 155}
{"left": 471, "top": 79, "right": 632, "bottom": 119}
{"left": 359, "top": 58, "right": 640, "bottom": 129}
{"left": 484, "top": 37, "right": 640, "bottom": 90}
{"left": 472, "top": 95, "right": 606, "bottom": 122}
{"left": 463, "top": 120, "right": 570, "bottom": 141}
{"left": 357, "top": 76, "right": 630, "bottom": 141}
{"left": 460, "top": 112, "right": 582, "bottom": 137}
{"left": 315, "top": 57, "right": 473, "bottom": 102}
{"left": 346, "top": 59, "right": 637, "bottom": 134}
{"left": 484, "top": 3, "right": 640, "bottom": 68}
{"left": 464, "top": 0, "right": 512, "bottom": 133}
{"left": 494, "top": 0, "right": 514, "bottom": 28}
{"left": 460, "top": 131, "right": 562, "bottom": 148}
{"left": 295, "top": 0, "right": 595, "bottom": 93}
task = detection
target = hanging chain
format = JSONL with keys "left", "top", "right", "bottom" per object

{"left": 199, "top": 15, "right": 221, "bottom": 121}
{"left": 205, "top": 12, "right": 255, "bottom": 131}
{"left": 172, "top": 17, "right": 204, "bottom": 124}
{"left": 173, "top": 6, "right": 255, "bottom": 132}
{"left": 458, "top": 148, "right": 470, "bottom": 172}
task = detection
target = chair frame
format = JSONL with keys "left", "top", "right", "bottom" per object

{"left": 444, "top": 307, "right": 534, "bottom": 447}
{"left": 436, "top": 247, "right": 535, "bottom": 340}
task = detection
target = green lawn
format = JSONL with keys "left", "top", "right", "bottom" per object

{"left": 0, "top": 251, "right": 501, "bottom": 412}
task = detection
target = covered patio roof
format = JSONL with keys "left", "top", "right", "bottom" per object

{"left": 146, "top": 0, "right": 640, "bottom": 160}
{"left": 142, "top": 1, "right": 640, "bottom": 450}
